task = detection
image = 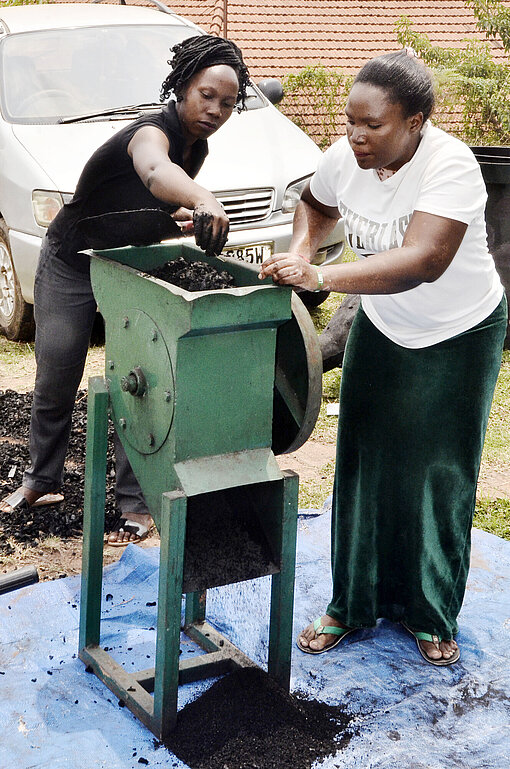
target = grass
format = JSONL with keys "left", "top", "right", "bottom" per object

{"left": 473, "top": 496, "right": 510, "bottom": 540}
{"left": 1, "top": 288, "right": 509, "bottom": 541}
{"left": 0, "top": 336, "right": 35, "bottom": 363}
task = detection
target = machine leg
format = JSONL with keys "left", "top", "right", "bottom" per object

{"left": 153, "top": 491, "right": 187, "bottom": 739}
{"left": 268, "top": 471, "right": 299, "bottom": 690}
{"left": 79, "top": 377, "right": 109, "bottom": 652}
{"left": 185, "top": 590, "right": 207, "bottom": 626}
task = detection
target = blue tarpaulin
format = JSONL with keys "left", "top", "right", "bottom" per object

{"left": 1, "top": 507, "right": 509, "bottom": 769}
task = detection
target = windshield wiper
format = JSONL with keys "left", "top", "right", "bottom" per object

{"left": 58, "top": 102, "right": 162, "bottom": 124}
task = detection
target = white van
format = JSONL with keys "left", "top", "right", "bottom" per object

{"left": 0, "top": 2, "right": 344, "bottom": 340}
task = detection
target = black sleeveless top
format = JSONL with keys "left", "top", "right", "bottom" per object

{"left": 47, "top": 101, "right": 208, "bottom": 273}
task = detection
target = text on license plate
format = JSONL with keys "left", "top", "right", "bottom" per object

{"left": 221, "top": 242, "right": 273, "bottom": 264}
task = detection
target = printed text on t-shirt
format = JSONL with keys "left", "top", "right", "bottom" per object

{"left": 338, "top": 201, "right": 412, "bottom": 256}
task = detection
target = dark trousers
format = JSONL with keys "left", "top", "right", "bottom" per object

{"left": 23, "top": 240, "right": 148, "bottom": 517}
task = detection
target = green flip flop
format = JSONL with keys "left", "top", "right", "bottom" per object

{"left": 402, "top": 623, "right": 460, "bottom": 666}
{"left": 297, "top": 617, "right": 357, "bottom": 655}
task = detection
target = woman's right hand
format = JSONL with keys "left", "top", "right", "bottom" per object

{"left": 259, "top": 252, "right": 320, "bottom": 292}
{"left": 128, "top": 127, "right": 230, "bottom": 256}
{"left": 193, "top": 199, "right": 230, "bottom": 256}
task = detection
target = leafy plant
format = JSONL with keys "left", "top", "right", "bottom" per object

{"left": 396, "top": 0, "right": 510, "bottom": 144}
{"left": 468, "top": 0, "right": 510, "bottom": 48}
{"left": 0, "top": 1, "right": 46, "bottom": 6}
{"left": 279, "top": 64, "right": 352, "bottom": 149}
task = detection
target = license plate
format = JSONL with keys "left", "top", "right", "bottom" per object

{"left": 221, "top": 241, "right": 273, "bottom": 264}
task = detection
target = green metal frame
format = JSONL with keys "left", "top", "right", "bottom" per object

{"left": 79, "top": 377, "right": 299, "bottom": 739}
{"left": 78, "top": 243, "right": 311, "bottom": 738}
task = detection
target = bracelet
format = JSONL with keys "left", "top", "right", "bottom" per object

{"left": 314, "top": 266, "right": 324, "bottom": 292}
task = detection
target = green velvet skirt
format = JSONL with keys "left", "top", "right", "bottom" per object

{"left": 326, "top": 296, "right": 507, "bottom": 639}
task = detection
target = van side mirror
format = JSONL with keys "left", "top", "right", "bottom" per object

{"left": 257, "top": 78, "right": 284, "bottom": 105}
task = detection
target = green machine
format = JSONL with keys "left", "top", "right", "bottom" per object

{"left": 78, "top": 242, "right": 321, "bottom": 739}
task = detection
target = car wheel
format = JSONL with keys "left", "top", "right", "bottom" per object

{"left": 0, "top": 219, "right": 35, "bottom": 341}
{"left": 295, "top": 288, "right": 330, "bottom": 309}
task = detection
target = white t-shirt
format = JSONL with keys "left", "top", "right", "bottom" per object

{"left": 310, "top": 122, "right": 504, "bottom": 348}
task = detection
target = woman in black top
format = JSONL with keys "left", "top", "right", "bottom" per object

{"left": 1, "top": 36, "right": 251, "bottom": 546}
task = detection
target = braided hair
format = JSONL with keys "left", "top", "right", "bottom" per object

{"left": 160, "top": 35, "right": 250, "bottom": 110}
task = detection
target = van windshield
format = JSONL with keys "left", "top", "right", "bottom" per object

{"left": 0, "top": 25, "right": 264, "bottom": 124}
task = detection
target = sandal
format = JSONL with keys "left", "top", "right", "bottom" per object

{"left": 402, "top": 623, "right": 460, "bottom": 666}
{"left": 106, "top": 517, "right": 151, "bottom": 548}
{"left": 0, "top": 487, "right": 64, "bottom": 513}
{"left": 296, "top": 617, "right": 357, "bottom": 655}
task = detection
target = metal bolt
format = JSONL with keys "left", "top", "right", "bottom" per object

{"left": 151, "top": 328, "right": 158, "bottom": 342}
{"left": 164, "top": 391, "right": 172, "bottom": 403}
{"left": 148, "top": 433, "right": 155, "bottom": 447}
{"left": 120, "top": 367, "right": 146, "bottom": 397}
{"left": 119, "top": 418, "right": 127, "bottom": 430}
{"left": 121, "top": 374, "right": 136, "bottom": 393}
{"left": 108, "top": 360, "right": 115, "bottom": 370}
{"left": 122, "top": 316, "right": 130, "bottom": 328}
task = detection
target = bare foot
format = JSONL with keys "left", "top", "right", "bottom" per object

{"left": 419, "top": 637, "right": 459, "bottom": 662}
{"left": 106, "top": 512, "right": 152, "bottom": 545}
{"left": 297, "top": 614, "right": 351, "bottom": 652}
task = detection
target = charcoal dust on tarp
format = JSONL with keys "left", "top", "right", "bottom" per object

{"left": 146, "top": 256, "right": 235, "bottom": 291}
{"left": 163, "top": 667, "right": 355, "bottom": 769}
{"left": 0, "top": 389, "right": 118, "bottom": 555}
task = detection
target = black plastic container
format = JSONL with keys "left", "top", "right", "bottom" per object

{"left": 471, "top": 146, "right": 510, "bottom": 347}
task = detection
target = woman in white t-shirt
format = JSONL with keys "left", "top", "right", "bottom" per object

{"left": 260, "top": 50, "right": 507, "bottom": 665}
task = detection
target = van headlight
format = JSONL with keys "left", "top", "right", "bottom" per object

{"left": 32, "top": 190, "right": 72, "bottom": 227}
{"left": 282, "top": 176, "right": 312, "bottom": 214}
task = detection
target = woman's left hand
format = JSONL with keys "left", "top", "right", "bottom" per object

{"left": 259, "top": 253, "right": 319, "bottom": 291}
